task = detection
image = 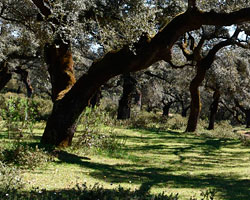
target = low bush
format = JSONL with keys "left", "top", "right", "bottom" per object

{"left": 1, "top": 143, "right": 53, "bottom": 169}
{"left": 0, "top": 161, "right": 24, "bottom": 198}
{"left": 0, "top": 182, "right": 217, "bottom": 200}
{"left": 165, "top": 114, "right": 187, "bottom": 131}
{"left": 74, "top": 106, "right": 125, "bottom": 154}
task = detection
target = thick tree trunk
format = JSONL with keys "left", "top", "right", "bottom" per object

{"left": 41, "top": 40, "right": 76, "bottom": 146}
{"left": 0, "top": 61, "right": 12, "bottom": 91}
{"left": 163, "top": 102, "right": 173, "bottom": 116}
{"left": 117, "top": 73, "right": 137, "bottom": 120}
{"left": 186, "top": 66, "right": 206, "bottom": 132}
{"left": 208, "top": 89, "right": 220, "bottom": 130}
{"left": 44, "top": 40, "right": 76, "bottom": 102}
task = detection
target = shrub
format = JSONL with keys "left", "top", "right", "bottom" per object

{"left": 74, "top": 107, "right": 125, "bottom": 154}
{"left": 0, "top": 161, "right": 24, "bottom": 198}
{"left": 1, "top": 143, "right": 53, "bottom": 169}
{"left": 166, "top": 114, "right": 187, "bottom": 130}
{"left": 0, "top": 183, "right": 179, "bottom": 200}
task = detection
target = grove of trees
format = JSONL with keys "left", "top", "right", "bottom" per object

{"left": 0, "top": 0, "right": 249, "bottom": 147}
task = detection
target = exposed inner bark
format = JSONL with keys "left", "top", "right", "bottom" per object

{"left": 208, "top": 89, "right": 220, "bottom": 130}
{"left": 41, "top": 40, "right": 76, "bottom": 146}
{"left": 44, "top": 40, "right": 76, "bottom": 102}
{"left": 117, "top": 73, "right": 137, "bottom": 120}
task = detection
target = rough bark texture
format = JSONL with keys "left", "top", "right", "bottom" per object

{"left": 41, "top": 40, "right": 76, "bottom": 146}
{"left": 38, "top": 3, "right": 250, "bottom": 146}
{"left": 186, "top": 36, "right": 236, "bottom": 132}
{"left": 186, "top": 65, "right": 206, "bottom": 132}
{"left": 208, "top": 89, "right": 220, "bottom": 130}
{"left": 44, "top": 40, "right": 76, "bottom": 102}
{"left": 0, "top": 61, "right": 12, "bottom": 91}
{"left": 117, "top": 73, "right": 137, "bottom": 120}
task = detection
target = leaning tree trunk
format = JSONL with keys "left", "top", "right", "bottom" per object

{"left": 186, "top": 65, "right": 206, "bottom": 132}
{"left": 117, "top": 73, "right": 137, "bottom": 120}
{"left": 0, "top": 61, "right": 12, "bottom": 91}
{"left": 208, "top": 89, "right": 220, "bottom": 130}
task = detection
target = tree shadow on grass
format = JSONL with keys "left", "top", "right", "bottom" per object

{"left": 54, "top": 152, "right": 250, "bottom": 200}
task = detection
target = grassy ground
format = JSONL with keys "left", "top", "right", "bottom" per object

{"left": 1, "top": 122, "right": 250, "bottom": 200}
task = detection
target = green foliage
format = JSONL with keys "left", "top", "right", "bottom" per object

{"left": 0, "top": 182, "right": 180, "bottom": 200}
{"left": 166, "top": 115, "right": 187, "bottom": 130}
{"left": 74, "top": 106, "right": 125, "bottom": 154}
{"left": 190, "top": 189, "right": 216, "bottom": 200}
{"left": 0, "top": 161, "right": 24, "bottom": 198}
{"left": 0, "top": 94, "right": 52, "bottom": 137}
{"left": 1, "top": 143, "right": 53, "bottom": 169}
{"left": 239, "top": 133, "right": 250, "bottom": 146}
{"left": 0, "top": 95, "right": 38, "bottom": 137}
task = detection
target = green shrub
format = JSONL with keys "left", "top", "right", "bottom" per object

{"left": 74, "top": 107, "right": 125, "bottom": 154}
{"left": 0, "top": 161, "right": 24, "bottom": 198}
{"left": 166, "top": 114, "right": 187, "bottom": 130}
{"left": 190, "top": 189, "right": 216, "bottom": 200}
{"left": 1, "top": 143, "right": 53, "bottom": 169}
{"left": 0, "top": 183, "right": 179, "bottom": 200}
{"left": 239, "top": 133, "right": 250, "bottom": 146}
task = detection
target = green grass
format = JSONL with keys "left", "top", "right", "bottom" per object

{"left": 1, "top": 122, "right": 250, "bottom": 200}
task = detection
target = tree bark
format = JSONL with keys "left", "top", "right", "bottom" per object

{"left": 208, "top": 89, "right": 220, "bottom": 130}
{"left": 186, "top": 65, "right": 206, "bottom": 132}
{"left": 117, "top": 73, "right": 137, "bottom": 120}
{"left": 39, "top": 5, "right": 250, "bottom": 146}
{"left": 14, "top": 66, "right": 33, "bottom": 98}
{"left": 41, "top": 40, "right": 76, "bottom": 146}
{"left": 44, "top": 40, "right": 76, "bottom": 102}
{"left": 163, "top": 102, "right": 173, "bottom": 116}
{"left": 0, "top": 61, "right": 12, "bottom": 91}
